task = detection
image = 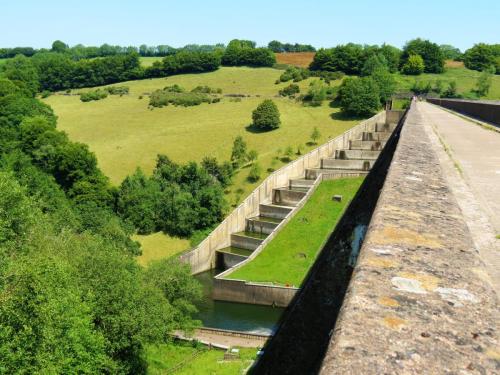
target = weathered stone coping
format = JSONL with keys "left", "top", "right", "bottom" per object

{"left": 319, "top": 103, "right": 499, "bottom": 374}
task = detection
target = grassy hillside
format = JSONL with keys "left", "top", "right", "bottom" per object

{"left": 44, "top": 66, "right": 359, "bottom": 262}
{"left": 394, "top": 66, "right": 500, "bottom": 100}
{"left": 228, "top": 177, "right": 364, "bottom": 286}
{"left": 44, "top": 67, "right": 356, "bottom": 189}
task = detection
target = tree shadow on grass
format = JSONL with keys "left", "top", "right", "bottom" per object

{"left": 330, "top": 111, "right": 366, "bottom": 121}
{"left": 245, "top": 124, "right": 276, "bottom": 134}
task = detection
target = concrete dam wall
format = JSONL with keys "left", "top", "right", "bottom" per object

{"left": 427, "top": 97, "right": 500, "bottom": 126}
{"left": 251, "top": 102, "right": 499, "bottom": 374}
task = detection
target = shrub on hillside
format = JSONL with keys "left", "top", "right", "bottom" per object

{"left": 279, "top": 84, "right": 300, "bottom": 97}
{"left": 252, "top": 100, "right": 281, "bottom": 131}
{"left": 105, "top": 85, "right": 129, "bottom": 95}
{"left": 463, "top": 43, "right": 499, "bottom": 73}
{"left": 279, "top": 67, "right": 310, "bottom": 83}
{"left": 149, "top": 85, "right": 221, "bottom": 107}
{"left": 247, "top": 163, "right": 262, "bottom": 183}
{"left": 339, "top": 77, "right": 381, "bottom": 116}
{"left": 191, "top": 85, "right": 222, "bottom": 94}
{"left": 80, "top": 89, "right": 108, "bottom": 102}
{"left": 401, "top": 54, "right": 425, "bottom": 75}
{"left": 371, "top": 67, "right": 396, "bottom": 104}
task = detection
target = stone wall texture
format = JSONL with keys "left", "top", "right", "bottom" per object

{"left": 319, "top": 103, "right": 499, "bottom": 374}
{"left": 428, "top": 97, "right": 500, "bottom": 125}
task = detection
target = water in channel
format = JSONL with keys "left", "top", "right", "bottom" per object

{"left": 194, "top": 269, "right": 284, "bottom": 335}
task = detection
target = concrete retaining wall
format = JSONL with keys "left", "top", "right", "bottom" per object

{"left": 180, "top": 111, "right": 387, "bottom": 274}
{"left": 427, "top": 97, "right": 500, "bottom": 125}
{"left": 212, "top": 278, "right": 298, "bottom": 307}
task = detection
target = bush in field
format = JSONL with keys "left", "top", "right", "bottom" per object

{"left": 401, "top": 54, "right": 425, "bottom": 75}
{"left": 80, "top": 89, "right": 108, "bottom": 102}
{"left": 301, "top": 81, "right": 337, "bottom": 106}
{"left": 191, "top": 86, "right": 222, "bottom": 94}
{"left": 279, "top": 67, "right": 310, "bottom": 83}
{"left": 279, "top": 84, "right": 300, "bottom": 97}
{"left": 441, "top": 81, "right": 461, "bottom": 98}
{"left": 247, "top": 163, "right": 262, "bottom": 183}
{"left": 105, "top": 86, "right": 129, "bottom": 95}
{"left": 339, "top": 77, "right": 381, "bottom": 116}
{"left": 474, "top": 67, "right": 494, "bottom": 96}
{"left": 310, "top": 127, "right": 321, "bottom": 144}
{"left": 149, "top": 85, "right": 221, "bottom": 107}
{"left": 230, "top": 136, "right": 248, "bottom": 168}
{"left": 252, "top": 100, "right": 281, "bottom": 131}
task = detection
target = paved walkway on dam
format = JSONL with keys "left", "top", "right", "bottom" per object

{"left": 418, "top": 101, "right": 500, "bottom": 294}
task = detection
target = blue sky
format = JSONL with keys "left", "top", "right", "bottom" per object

{"left": 2, "top": 0, "right": 499, "bottom": 51}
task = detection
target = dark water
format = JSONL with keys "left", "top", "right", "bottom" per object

{"left": 194, "top": 269, "right": 284, "bottom": 335}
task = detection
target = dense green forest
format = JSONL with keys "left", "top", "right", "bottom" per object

{"left": 0, "top": 70, "right": 204, "bottom": 373}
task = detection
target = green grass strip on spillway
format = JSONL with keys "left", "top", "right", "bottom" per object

{"left": 227, "top": 177, "right": 365, "bottom": 287}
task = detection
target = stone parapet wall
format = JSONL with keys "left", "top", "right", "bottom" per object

{"left": 319, "top": 103, "right": 499, "bottom": 373}
{"left": 428, "top": 97, "right": 500, "bottom": 125}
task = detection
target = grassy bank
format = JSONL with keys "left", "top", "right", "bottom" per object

{"left": 228, "top": 177, "right": 364, "bottom": 286}
{"left": 134, "top": 232, "right": 191, "bottom": 266}
{"left": 394, "top": 66, "right": 500, "bottom": 100}
{"left": 145, "top": 343, "right": 257, "bottom": 375}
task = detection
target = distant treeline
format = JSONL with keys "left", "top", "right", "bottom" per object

{"left": 310, "top": 39, "right": 500, "bottom": 75}
{"left": 0, "top": 39, "right": 276, "bottom": 92}
{"left": 0, "top": 41, "right": 225, "bottom": 59}
{"left": 267, "top": 40, "right": 316, "bottom": 53}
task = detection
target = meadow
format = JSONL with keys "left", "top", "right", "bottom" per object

{"left": 228, "top": 177, "right": 364, "bottom": 286}
{"left": 145, "top": 343, "right": 257, "bottom": 375}
{"left": 44, "top": 67, "right": 360, "bottom": 260}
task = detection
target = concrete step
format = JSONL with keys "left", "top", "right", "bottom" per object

{"left": 246, "top": 216, "right": 281, "bottom": 235}
{"left": 321, "top": 158, "right": 374, "bottom": 171}
{"left": 216, "top": 246, "right": 252, "bottom": 269}
{"left": 288, "top": 186, "right": 311, "bottom": 193}
{"left": 289, "top": 179, "right": 315, "bottom": 189}
{"left": 231, "top": 232, "right": 265, "bottom": 251}
{"left": 305, "top": 168, "right": 369, "bottom": 180}
{"left": 376, "top": 123, "right": 397, "bottom": 132}
{"left": 272, "top": 188, "right": 306, "bottom": 206}
{"left": 216, "top": 246, "right": 253, "bottom": 257}
{"left": 335, "top": 149, "right": 380, "bottom": 160}
{"left": 259, "top": 203, "right": 294, "bottom": 220}
{"left": 349, "top": 140, "right": 385, "bottom": 151}
{"left": 361, "top": 131, "right": 391, "bottom": 142}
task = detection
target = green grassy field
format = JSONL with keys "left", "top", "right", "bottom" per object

{"left": 44, "top": 67, "right": 357, "bottom": 201}
{"left": 44, "top": 66, "right": 359, "bottom": 264}
{"left": 134, "top": 232, "right": 191, "bottom": 266}
{"left": 394, "top": 66, "right": 500, "bottom": 100}
{"left": 145, "top": 343, "right": 257, "bottom": 375}
{"left": 228, "top": 177, "right": 364, "bottom": 286}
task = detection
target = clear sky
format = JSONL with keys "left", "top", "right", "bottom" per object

{"left": 2, "top": 0, "right": 499, "bottom": 51}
